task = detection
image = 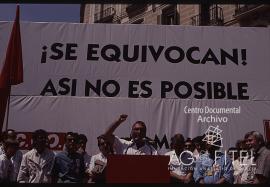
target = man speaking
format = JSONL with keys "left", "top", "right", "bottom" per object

{"left": 104, "top": 114, "right": 158, "bottom": 155}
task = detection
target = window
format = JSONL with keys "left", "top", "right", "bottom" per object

{"left": 161, "top": 5, "right": 179, "bottom": 25}
{"left": 200, "top": 3, "right": 211, "bottom": 26}
{"left": 94, "top": 4, "right": 116, "bottom": 23}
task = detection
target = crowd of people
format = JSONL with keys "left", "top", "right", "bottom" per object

{"left": 0, "top": 114, "right": 270, "bottom": 184}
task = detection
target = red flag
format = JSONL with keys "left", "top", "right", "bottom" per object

{"left": 0, "top": 5, "right": 23, "bottom": 131}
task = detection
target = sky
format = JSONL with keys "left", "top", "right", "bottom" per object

{"left": 0, "top": 4, "right": 80, "bottom": 23}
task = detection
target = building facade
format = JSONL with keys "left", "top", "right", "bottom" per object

{"left": 81, "top": 4, "right": 270, "bottom": 27}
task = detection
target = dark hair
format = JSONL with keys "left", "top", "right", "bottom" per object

{"left": 78, "top": 134, "right": 87, "bottom": 144}
{"left": 97, "top": 134, "right": 106, "bottom": 141}
{"left": 1, "top": 129, "right": 16, "bottom": 142}
{"left": 32, "top": 129, "right": 47, "bottom": 141}
{"left": 192, "top": 134, "right": 207, "bottom": 151}
{"left": 192, "top": 135, "right": 204, "bottom": 144}
{"left": 132, "top": 121, "right": 146, "bottom": 131}
{"left": 185, "top": 138, "right": 192, "bottom": 143}
{"left": 65, "top": 132, "right": 79, "bottom": 143}
{"left": 97, "top": 135, "right": 114, "bottom": 154}
{"left": 32, "top": 129, "right": 48, "bottom": 148}
{"left": 249, "top": 131, "right": 265, "bottom": 146}
{"left": 170, "top": 133, "right": 185, "bottom": 149}
{"left": 244, "top": 131, "right": 254, "bottom": 139}
{"left": 235, "top": 139, "right": 247, "bottom": 150}
{"left": 121, "top": 137, "right": 132, "bottom": 141}
{"left": 4, "top": 138, "right": 19, "bottom": 147}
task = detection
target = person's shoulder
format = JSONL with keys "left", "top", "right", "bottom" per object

{"left": 0, "top": 153, "right": 6, "bottom": 161}
{"left": 90, "top": 153, "right": 102, "bottom": 162}
{"left": 117, "top": 136, "right": 132, "bottom": 145}
{"left": 0, "top": 154, "right": 9, "bottom": 165}
{"left": 92, "top": 152, "right": 101, "bottom": 158}
{"left": 55, "top": 151, "right": 67, "bottom": 158}
{"left": 84, "top": 152, "right": 91, "bottom": 159}
{"left": 23, "top": 149, "right": 35, "bottom": 157}
{"left": 45, "top": 148, "right": 55, "bottom": 157}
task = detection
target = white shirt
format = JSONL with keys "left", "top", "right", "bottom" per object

{"left": 0, "top": 144, "right": 22, "bottom": 182}
{"left": 232, "top": 159, "right": 242, "bottom": 184}
{"left": 232, "top": 159, "right": 242, "bottom": 176}
{"left": 114, "top": 136, "right": 158, "bottom": 155}
{"left": 238, "top": 156, "right": 256, "bottom": 184}
{"left": 17, "top": 148, "right": 55, "bottom": 183}
{"left": 0, "top": 153, "right": 13, "bottom": 181}
{"left": 88, "top": 152, "right": 107, "bottom": 172}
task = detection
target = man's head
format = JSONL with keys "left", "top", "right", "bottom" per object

{"left": 130, "top": 121, "right": 146, "bottom": 141}
{"left": 77, "top": 134, "right": 87, "bottom": 153}
{"left": 65, "top": 132, "right": 79, "bottom": 153}
{"left": 1, "top": 129, "right": 17, "bottom": 142}
{"left": 184, "top": 138, "right": 195, "bottom": 152}
{"left": 245, "top": 131, "right": 265, "bottom": 151}
{"left": 235, "top": 139, "right": 247, "bottom": 151}
{"left": 32, "top": 129, "right": 48, "bottom": 153}
{"left": 192, "top": 135, "right": 206, "bottom": 152}
{"left": 97, "top": 135, "right": 113, "bottom": 156}
{"left": 3, "top": 138, "right": 19, "bottom": 159}
{"left": 6, "top": 129, "right": 17, "bottom": 139}
{"left": 170, "top": 133, "right": 185, "bottom": 154}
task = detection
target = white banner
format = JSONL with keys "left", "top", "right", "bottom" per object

{"left": 1, "top": 22, "right": 270, "bottom": 154}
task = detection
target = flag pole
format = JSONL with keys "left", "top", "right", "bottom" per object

{"left": 4, "top": 86, "right": 11, "bottom": 131}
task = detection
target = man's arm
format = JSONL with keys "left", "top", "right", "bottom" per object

{"left": 193, "top": 157, "right": 204, "bottom": 183}
{"left": 169, "top": 171, "right": 186, "bottom": 182}
{"left": 17, "top": 154, "right": 29, "bottom": 183}
{"left": 216, "top": 156, "right": 234, "bottom": 184}
{"left": 104, "top": 114, "right": 128, "bottom": 137}
{"left": 215, "top": 176, "right": 226, "bottom": 184}
{"left": 184, "top": 172, "right": 194, "bottom": 183}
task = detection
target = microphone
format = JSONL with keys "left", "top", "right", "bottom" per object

{"left": 142, "top": 138, "right": 148, "bottom": 142}
{"left": 142, "top": 137, "right": 154, "bottom": 155}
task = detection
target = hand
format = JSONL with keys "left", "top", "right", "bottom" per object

{"left": 118, "top": 114, "right": 128, "bottom": 123}
{"left": 247, "top": 179, "right": 255, "bottom": 184}
{"left": 184, "top": 176, "right": 192, "bottom": 184}
{"left": 199, "top": 179, "right": 204, "bottom": 184}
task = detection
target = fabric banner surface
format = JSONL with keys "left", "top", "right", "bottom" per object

{"left": 0, "top": 21, "right": 270, "bottom": 154}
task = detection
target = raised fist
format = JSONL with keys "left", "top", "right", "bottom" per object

{"left": 118, "top": 114, "right": 128, "bottom": 123}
